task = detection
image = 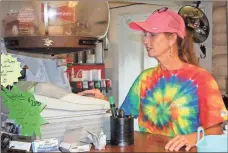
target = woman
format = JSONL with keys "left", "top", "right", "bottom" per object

{"left": 78, "top": 7, "right": 227, "bottom": 151}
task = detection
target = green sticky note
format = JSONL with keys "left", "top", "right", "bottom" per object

{"left": 1, "top": 53, "right": 22, "bottom": 87}
{"left": 1, "top": 86, "right": 48, "bottom": 137}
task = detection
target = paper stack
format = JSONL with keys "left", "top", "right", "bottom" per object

{"left": 33, "top": 83, "right": 111, "bottom": 142}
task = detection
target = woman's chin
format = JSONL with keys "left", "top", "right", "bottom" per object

{"left": 148, "top": 52, "right": 157, "bottom": 57}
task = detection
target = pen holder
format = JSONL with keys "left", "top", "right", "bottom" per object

{"left": 110, "top": 116, "right": 134, "bottom": 146}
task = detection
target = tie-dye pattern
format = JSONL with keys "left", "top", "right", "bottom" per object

{"left": 121, "top": 64, "right": 227, "bottom": 137}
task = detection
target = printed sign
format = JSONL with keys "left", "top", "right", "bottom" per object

{"left": 41, "top": 3, "right": 75, "bottom": 23}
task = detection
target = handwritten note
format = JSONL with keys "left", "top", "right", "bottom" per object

{"left": 1, "top": 86, "right": 47, "bottom": 137}
{"left": 1, "top": 54, "right": 22, "bottom": 87}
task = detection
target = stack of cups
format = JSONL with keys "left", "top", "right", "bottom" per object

{"left": 95, "top": 42, "right": 103, "bottom": 63}
{"left": 86, "top": 50, "right": 95, "bottom": 64}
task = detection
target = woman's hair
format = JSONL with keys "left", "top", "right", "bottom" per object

{"left": 176, "top": 30, "right": 199, "bottom": 66}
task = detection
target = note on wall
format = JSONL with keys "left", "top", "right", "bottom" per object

{"left": 1, "top": 86, "right": 48, "bottom": 137}
{"left": 1, "top": 54, "right": 22, "bottom": 87}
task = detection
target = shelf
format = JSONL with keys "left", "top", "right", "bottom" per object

{"left": 70, "top": 63, "right": 105, "bottom": 66}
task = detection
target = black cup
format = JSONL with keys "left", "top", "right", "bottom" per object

{"left": 110, "top": 116, "right": 134, "bottom": 146}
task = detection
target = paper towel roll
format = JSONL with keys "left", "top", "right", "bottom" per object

{"left": 95, "top": 42, "right": 103, "bottom": 63}
{"left": 86, "top": 54, "right": 95, "bottom": 63}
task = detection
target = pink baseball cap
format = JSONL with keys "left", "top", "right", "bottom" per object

{"left": 128, "top": 7, "right": 186, "bottom": 39}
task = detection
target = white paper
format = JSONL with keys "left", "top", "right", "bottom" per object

{"left": 60, "top": 141, "right": 91, "bottom": 152}
{"left": 59, "top": 142, "right": 71, "bottom": 150}
{"left": 43, "top": 113, "right": 109, "bottom": 123}
{"left": 60, "top": 93, "right": 110, "bottom": 108}
{"left": 35, "top": 95, "right": 107, "bottom": 111}
{"left": 41, "top": 109, "right": 105, "bottom": 118}
{"left": 33, "top": 82, "right": 109, "bottom": 109}
{"left": 9, "top": 141, "right": 31, "bottom": 152}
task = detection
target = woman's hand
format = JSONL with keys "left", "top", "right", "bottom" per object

{"left": 165, "top": 124, "right": 223, "bottom": 152}
{"left": 77, "top": 89, "right": 108, "bottom": 101}
{"left": 165, "top": 133, "right": 197, "bottom": 152}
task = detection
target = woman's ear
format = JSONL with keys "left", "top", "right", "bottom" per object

{"left": 169, "top": 33, "right": 177, "bottom": 46}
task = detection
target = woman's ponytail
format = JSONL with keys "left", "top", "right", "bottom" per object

{"left": 177, "top": 30, "right": 199, "bottom": 66}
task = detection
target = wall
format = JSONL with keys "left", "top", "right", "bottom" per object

{"left": 212, "top": 3, "right": 227, "bottom": 95}
{"left": 195, "top": 2, "right": 213, "bottom": 73}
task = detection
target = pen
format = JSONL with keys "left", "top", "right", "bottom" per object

{"left": 115, "top": 108, "right": 119, "bottom": 117}
{"left": 118, "top": 109, "right": 125, "bottom": 118}
{"left": 108, "top": 96, "right": 116, "bottom": 118}
{"left": 128, "top": 115, "right": 133, "bottom": 119}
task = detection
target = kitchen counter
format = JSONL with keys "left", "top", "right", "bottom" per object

{"left": 90, "top": 131, "right": 197, "bottom": 152}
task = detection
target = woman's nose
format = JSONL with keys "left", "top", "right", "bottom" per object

{"left": 143, "top": 37, "right": 150, "bottom": 45}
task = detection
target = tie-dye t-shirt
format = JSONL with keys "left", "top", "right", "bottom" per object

{"left": 120, "top": 63, "right": 227, "bottom": 137}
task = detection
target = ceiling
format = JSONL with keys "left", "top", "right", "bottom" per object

{"left": 108, "top": 0, "right": 195, "bottom": 8}
{"left": 108, "top": 1, "right": 227, "bottom": 9}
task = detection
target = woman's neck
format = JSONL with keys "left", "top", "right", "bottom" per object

{"left": 157, "top": 54, "right": 184, "bottom": 71}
